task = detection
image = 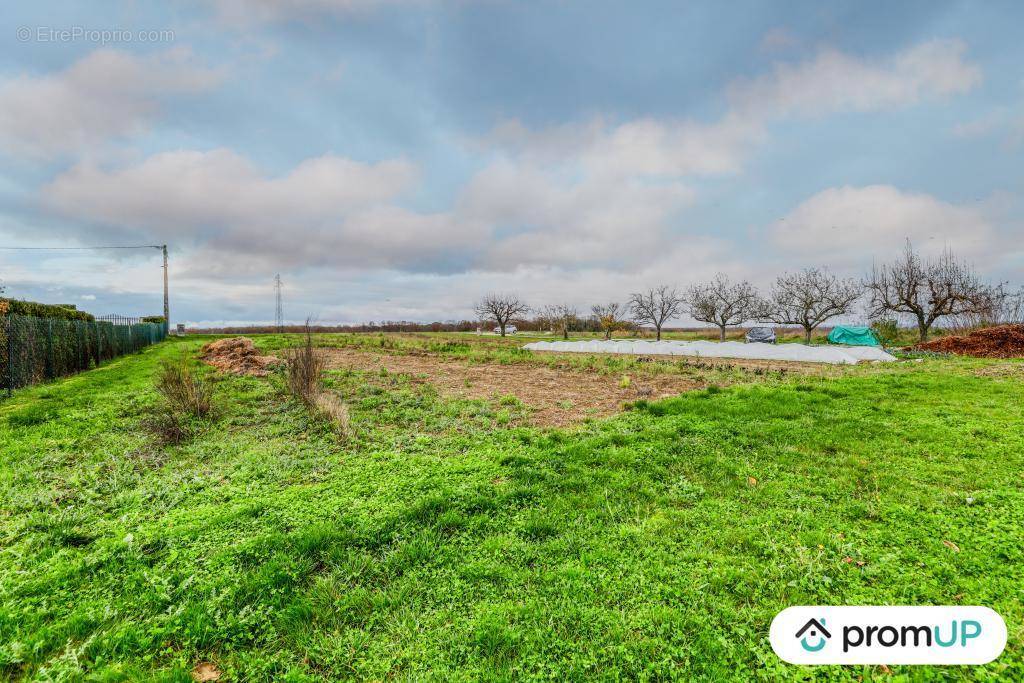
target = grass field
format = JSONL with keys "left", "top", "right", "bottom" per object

{"left": 1, "top": 333, "right": 1022, "bottom": 681}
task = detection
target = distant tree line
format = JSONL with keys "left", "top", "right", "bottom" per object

{"left": 473, "top": 242, "right": 1021, "bottom": 342}
{"left": 188, "top": 243, "right": 1020, "bottom": 341}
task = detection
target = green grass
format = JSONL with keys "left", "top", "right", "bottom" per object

{"left": 1, "top": 334, "right": 1022, "bottom": 681}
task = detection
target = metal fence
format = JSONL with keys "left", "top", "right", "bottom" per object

{"left": 2, "top": 314, "right": 167, "bottom": 395}
{"left": 96, "top": 314, "right": 144, "bottom": 326}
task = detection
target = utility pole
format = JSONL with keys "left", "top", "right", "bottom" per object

{"left": 274, "top": 274, "right": 284, "bottom": 331}
{"left": 162, "top": 244, "right": 169, "bottom": 333}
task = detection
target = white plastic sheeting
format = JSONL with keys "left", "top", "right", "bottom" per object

{"left": 522, "top": 339, "right": 896, "bottom": 365}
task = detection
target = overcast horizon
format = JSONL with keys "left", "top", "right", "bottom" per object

{"left": 1, "top": 1, "right": 1022, "bottom": 327}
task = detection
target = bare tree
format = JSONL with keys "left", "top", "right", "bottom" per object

{"left": 998, "top": 287, "right": 1024, "bottom": 324}
{"left": 543, "top": 304, "right": 579, "bottom": 340}
{"left": 474, "top": 293, "right": 530, "bottom": 337}
{"left": 628, "top": 285, "right": 685, "bottom": 341}
{"left": 686, "top": 274, "right": 759, "bottom": 341}
{"left": 946, "top": 283, "right": 1020, "bottom": 332}
{"left": 865, "top": 242, "right": 996, "bottom": 341}
{"left": 761, "top": 267, "right": 861, "bottom": 343}
{"left": 533, "top": 306, "right": 555, "bottom": 333}
{"left": 591, "top": 302, "right": 629, "bottom": 340}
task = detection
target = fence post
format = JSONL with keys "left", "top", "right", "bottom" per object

{"left": 46, "top": 319, "right": 54, "bottom": 380}
{"left": 80, "top": 320, "right": 87, "bottom": 372}
{"left": 6, "top": 315, "right": 13, "bottom": 397}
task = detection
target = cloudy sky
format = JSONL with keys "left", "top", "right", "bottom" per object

{"left": 1, "top": 1, "right": 1021, "bottom": 326}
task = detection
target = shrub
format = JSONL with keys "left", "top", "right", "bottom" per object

{"left": 155, "top": 355, "right": 215, "bottom": 419}
{"left": 286, "top": 329, "right": 327, "bottom": 406}
{"left": 145, "top": 356, "right": 217, "bottom": 444}
{"left": 871, "top": 318, "right": 900, "bottom": 346}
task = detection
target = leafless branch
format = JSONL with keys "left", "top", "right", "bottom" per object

{"left": 474, "top": 293, "right": 530, "bottom": 336}
{"left": 541, "top": 303, "right": 579, "bottom": 339}
{"left": 590, "top": 302, "right": 630, "bottom": 340}
{"left": 686, "top": 274, "right": 759, "bottom": 341}
{"left": 761, "top": 267, "right": 861, "bottom": 343}
{"left": 628, "top": 285, "right": 685, "bottom": 341}
{"left": 864, "top": 241, "right": 997, "bottom": 341}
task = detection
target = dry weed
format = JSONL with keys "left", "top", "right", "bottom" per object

{"left": 287, "top": 328, "right": 327, "bottom": 406}
{"left": 314, "top": 391, "right": 351, "bottom": 438}
{"left": 155, "top": 355, "right": 215, "bottom": 418}
{"left": 287, "top": 323, "right": 351, "bottom": 438}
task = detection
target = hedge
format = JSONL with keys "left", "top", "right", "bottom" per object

{"left": 0, "top": 299, "right": 95, "bottom": 322}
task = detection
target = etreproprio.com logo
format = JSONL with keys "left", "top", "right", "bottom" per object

{"left": 770, "top": 606, "right": 1007, "bottom": 665}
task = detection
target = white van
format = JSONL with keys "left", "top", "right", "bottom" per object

{"left": 493, "top": 325, "right": 518, "bottom": 334}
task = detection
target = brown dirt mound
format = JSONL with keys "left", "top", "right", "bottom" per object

{"left": 199, "top": 337, "right": 283, "bottom": 376}
{"left": 914, "top": 324, "right": 1024, "bottom": 358}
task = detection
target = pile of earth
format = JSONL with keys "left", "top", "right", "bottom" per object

{"left": 914, "top": 324, "right": 1024, "bottom": 358}
{"left": 199, "top": 337, "right": 283, "bottom": 376}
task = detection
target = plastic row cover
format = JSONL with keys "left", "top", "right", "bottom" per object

{"left": 522, "top": 339, "right": 896, "bottom": 365}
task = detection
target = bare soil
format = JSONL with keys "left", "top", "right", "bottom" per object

{"left": 323, "top": 348, "right": 813, "bottom": 427}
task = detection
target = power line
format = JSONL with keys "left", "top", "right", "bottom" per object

{"left": 0, "top": 245, "right": 162, "bottom": 250}
{"left": 1, "top": 243, "right": 171, "bottom": 332}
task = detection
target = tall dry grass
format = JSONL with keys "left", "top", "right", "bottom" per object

{"left": 286, "top": 328, "right": 327, "bottom": 406}
{"left": 286, "top": 325, "right": 350, "bottom": 438}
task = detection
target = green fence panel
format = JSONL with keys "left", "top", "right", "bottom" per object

{"left": 2, "top": 314, "right": 167, "bottom": 395}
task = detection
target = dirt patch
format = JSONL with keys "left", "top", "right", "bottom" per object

{"left": 914, "top": 324, "right": 1024, "bottom": 358}
{"left": 531, "top": 351, "right": 828, "bottom": 375}
{"left": 192, "top": 662, "right": 221, "bottom": 682}
{"left": 199, "top": 337, "right": 283, "bottom": 376}
{"left": 973, "top": 363, "right": 1024, "bottom": 379}
{"left": 325, "top": 348, "right": 709, "bottom": 427}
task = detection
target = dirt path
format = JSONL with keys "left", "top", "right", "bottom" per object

{"left": 324, "top": 348, "right": 708, "bottom": 427}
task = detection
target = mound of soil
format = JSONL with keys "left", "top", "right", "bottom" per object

{"left": 914, "top": 324, "right": 1024, "bottom": 358}
{"left": 199, "top": 337, "right": 283, "bottom": 376}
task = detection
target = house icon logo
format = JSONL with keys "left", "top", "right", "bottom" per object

{"left": 795, "top": 618, "right": 831, "bottom": 652}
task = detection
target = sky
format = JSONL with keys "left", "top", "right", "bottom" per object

{"left": 0, "top": 0, "right": 1021, "bottom": 326}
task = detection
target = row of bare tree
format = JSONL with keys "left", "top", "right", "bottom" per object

{"left": 475, "top": 243, "right": 1020, "bottom": 343}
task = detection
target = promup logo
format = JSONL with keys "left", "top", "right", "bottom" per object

{"left": 795, "top": 618, "right": 830, "bottom": 652}
{"left": 770, "top": 606, "right": 1006, "bottom": 665}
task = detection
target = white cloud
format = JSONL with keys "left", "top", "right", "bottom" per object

{"left": 487, "top": 39, "right": 980, "bottom": 185}
{"left": 488, "top": 113, "right": 765, "bottom": 179}
{"left": 0, "top": 48, "right": 222, "bottom": 159}
{"left": 458, "top": 159, "right": 696, "bottom": 270}
{"left": 728, "top": 39, "right": 981, "bottom": 118}
{"left": 19, "top": 37, "right": 994, "bottom": 325}
{"left": 770, "top": 185, "right": 995, "bottom": 265}
{"left": 953, "top": 105, "right": 1024, "bottom": 148}
{"left": 459, "top": 40, "right": 982, "bottom": 276}
{"left": 42, "top": 148, "right": 485, "bottom": 271}
{"left": 210, "top": 0, "right": 420, "bottom": 24}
